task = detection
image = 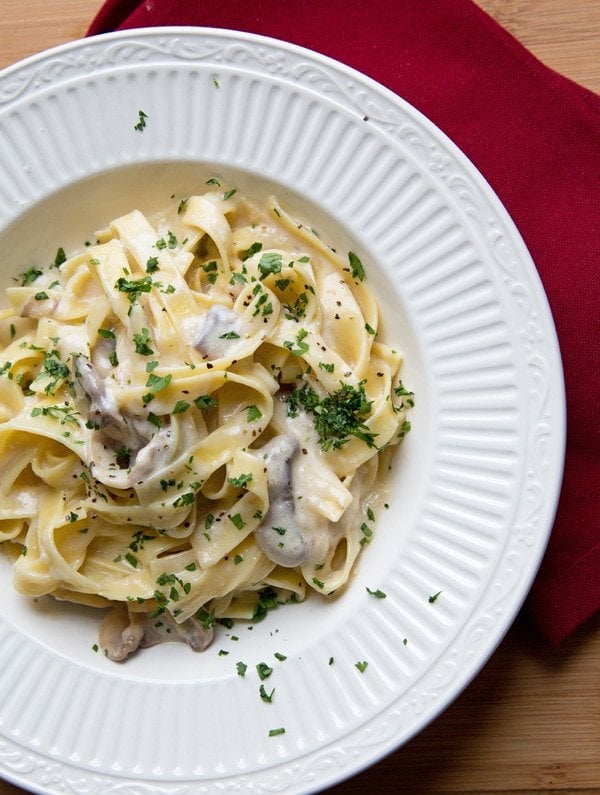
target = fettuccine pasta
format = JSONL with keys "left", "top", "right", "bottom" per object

{"left": 0, "top": 185, "right": 412, "bottom": 660}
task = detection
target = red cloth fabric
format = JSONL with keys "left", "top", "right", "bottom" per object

{"left": 88, "top": 0, "right": 600, "bottom": 645}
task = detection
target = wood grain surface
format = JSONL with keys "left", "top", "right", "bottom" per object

{"left": 0, "top": 2, "right": 598, "bottom": 794}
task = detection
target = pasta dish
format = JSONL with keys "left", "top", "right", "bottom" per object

{"left": 0, "top": 185, "right": 412, "bottom": 660}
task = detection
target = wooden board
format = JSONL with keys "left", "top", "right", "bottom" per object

{"left": 0, "top": 2, "right": 598, "bottom": 793}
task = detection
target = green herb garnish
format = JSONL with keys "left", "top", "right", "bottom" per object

{"left": 227, "top": 473, "right": 252, "bottom": 489}
{"left": 133, "top": 327, "right": 154, "bottom": 356}
{"left": 134, "top": 109, "right": 148, "bottom": 131}
{"left": 258, "top": 252, "right": 283, "bottom": 277}
{"left": 366, "top": 587, "right": 386, "bottom": 599}
{"left": 348, "top": 251, "right": 365, "bottom": 281}
{"left": 286, "top": 381, "right": 376, "bottom": 451}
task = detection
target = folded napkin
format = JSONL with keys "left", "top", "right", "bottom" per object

{"left": 88, "top": 0, "right": 600, "bottom": 645}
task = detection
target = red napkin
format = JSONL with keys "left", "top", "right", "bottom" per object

{"left": 88, "top": 0, "right": 600, "bottom": 645}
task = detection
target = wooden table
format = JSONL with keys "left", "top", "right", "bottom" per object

{"left": 0, "top": 2, "right": 598, "bottom": 794}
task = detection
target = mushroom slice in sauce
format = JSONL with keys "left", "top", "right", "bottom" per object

{"left": 73, "top": 354, "right": 148, "bottom": 448}
{"left": 255, "top": 434, "right": 308, "bottom": 567}
{"left": 73, "top": 354, "right": 172, "bottom": 488}
{"left": 99, "top": 603, "right": 145, "bottom": 662}
{"left": 99, "top": 604, "right": 214, "bottom": 660}
{"left": 194, "top": 304, "right": 243, "bottom": 359}
{"left": 141, "top": 613, "right": 213, "bottom": 652}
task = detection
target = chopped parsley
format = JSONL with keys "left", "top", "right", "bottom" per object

{"left": 173, "top": 492, "right": 195, "bottom": 508}
{"left": 227, "top": 473, "right": 252, "bottom": 489}
{"left": 252, "top": 586, "right": 280, "bottom": 623}
{"left": 20, "top": 267, "right": 42, "bottom": 285}
{"left": 258, "top": 252, "right": 283, "bottom": 278}
{"left": 286, "top": 381, "right": 377, "bottom": 451}
{"left": 259, "top": 685, "right": 275, "bottom": 703}
{"left": 134, "top": 109, "right": 148, "bottom": 131}
{"left": 193, "top": 608, "right": 215, "bottom": 629}
{"left": 355, "top": 660, "right": 369, "bottom": 673}
{"left": 36, "top": 351, "right": 70, "bottom": 395}
{"left": 283, "top": 328, "right": 309, "bottom": 357}
{"left": 318, "top": 362, "right": 335, "bottom": 373}
{"left": 229, "top": 513, "right": 245, "bottom": 530}
{"left": 145, "top": 372, "right": 172, "bottom": 394}
{"left": 194, "top": 394, "right": 217, "bottom": 410}
{"left": 348, "top": 251, "right": 365, "bottom": 281}
{"left": 283, "top": 291, "right": 309, "bottom": 320}
{"left": 53, "top": 247, "right": 67, "bottom": 268}
{"left": 204, "top": 513, "right": 215, "bottom": 530}
{"left": 256, "top": 662, "right": 273, "bottom": 680}
{"left": 428, "top": 591, "right": 442, "bottom": 604}
{"left": 268, "top": 727, "right": 285, "bottom": 737}
{"left": 240, "top": 241, "right": 262, "bottom": 261}
{"left": 360, "top": 523, "right": 373, "bottom": 546}
{"left": 133, "top": 327, "right": 154, "bottom": 356}
{"left": 236, "top": 661, "right": 247, "bottom": 677}
{"left": 398, "top": 420, "right": 412, "bottom": 439}
{"left": 115, "top": 275, "right": 154, "bottom": 305}
{"left": 366, "top": 587, "right": 387, "bottom": 599}
{"left": 245, "top": 404, "right": 262, "bottom": 422}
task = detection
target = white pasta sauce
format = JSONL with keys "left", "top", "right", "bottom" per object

{"left": 0, "top": 187, "right": 413, "bottom": 660}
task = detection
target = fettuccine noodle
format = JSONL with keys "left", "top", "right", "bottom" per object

{"left": 0, "top": 185, "right": 412, "bottom": 660}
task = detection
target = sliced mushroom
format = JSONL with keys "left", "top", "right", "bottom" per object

{"left": 194, "top": 304, "right": 243, "bottom": 359}
{"left": 99, "top": 603, "right": 145, "bottom": 662}
{"left": 141, "top": 613, "right": 213, "bottom": 652}
{"left": 73, "top": 354, "right": 172, "bottom": 488}
{"left": 99, "top": 604, "right": 214, "bottom": 661}
{"left": 255, "top": 435, "right": 308, "bottom": 567}
{"left": 73, "top": 354, "right": 131, "bottom": 443}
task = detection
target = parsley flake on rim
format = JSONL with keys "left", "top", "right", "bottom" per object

{"left": 134, "top": 109, "right": 148, "bottom": 131}
{"left": 366, "top": 587, "right": 387, "bottom": 599}
{"left": 256, "top": 662, "right": 273, "bottom": 680}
